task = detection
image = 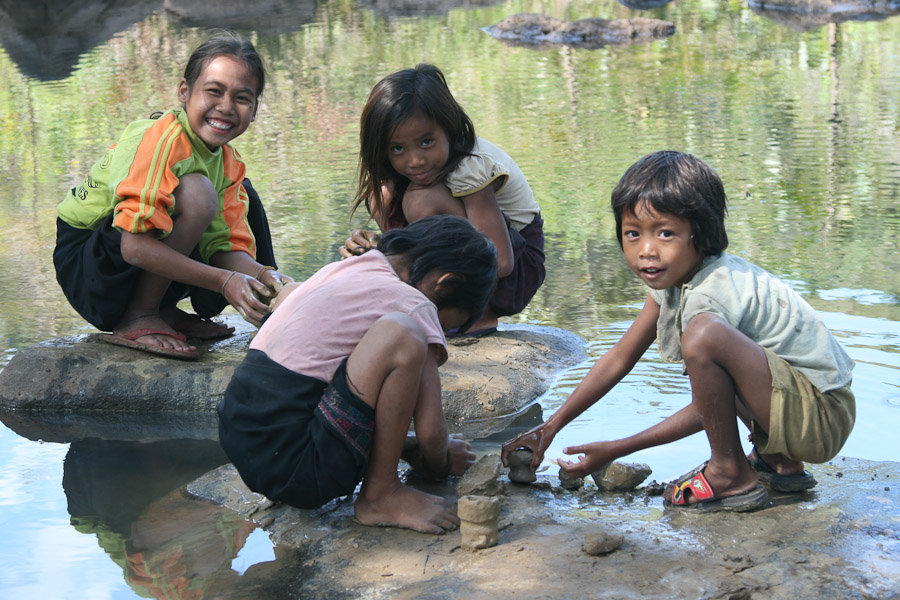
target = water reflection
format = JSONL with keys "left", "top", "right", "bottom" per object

{"left": 61, "top": 436, "right": 298, "bottom": 599}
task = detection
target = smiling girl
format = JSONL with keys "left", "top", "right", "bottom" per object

{"left": 342, "top": 64, "right": 545, "bottom": 336}
{"left": 54, "top": 33, "right": 292, "bottom": 360}
{"left": 501, "top": 151, "right": 855, "bottom": 513}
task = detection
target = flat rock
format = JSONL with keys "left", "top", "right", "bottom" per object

{"left": 483, "top": 13, "right": 675, "bottom": 49}
{"left": 184, "top": 456, "right": 900, "bottom": 598}
{"left": 0, "top": 319, "right": 585, "bottom": 437}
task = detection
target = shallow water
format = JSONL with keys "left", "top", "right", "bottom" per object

{"left": 1, "top": 0, "right": 899, "bottom": 596}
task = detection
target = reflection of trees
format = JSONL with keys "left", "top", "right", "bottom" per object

{"left": 2, "top": 0, "right": 900, "bottom": 356}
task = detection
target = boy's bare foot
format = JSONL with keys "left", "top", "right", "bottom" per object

{"left": 354, "top": 482, "right": 459, "bottom": 534}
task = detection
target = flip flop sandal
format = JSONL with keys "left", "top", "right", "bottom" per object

{"left": 664, "top": 463, "right": 771, "bottom": 512}
{"left": 748, "top": 447, "right": 817, "bottom": 492}
{"left": 99, "top": 328, "right": 199, "bottom": 361}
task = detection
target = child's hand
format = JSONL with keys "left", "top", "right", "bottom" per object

{"left": 257, "top": 267, "right": 294, "bottom": 299}
{"left": 501, "top": 423, "right": 552, "bottom": 471}
{"left": 558, "top": 441, "right": 615, "bottom": 479}
{"left": 222, "top": 271, "right": 273, "bottom": 327}
{"left": 338, "top": 229, "right": 379, "bottom": 259}
{"left": 447, "top": 436, "right": 476, "bottom": 476}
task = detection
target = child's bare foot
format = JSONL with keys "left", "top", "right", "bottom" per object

{"left": 354, "top": 482, "right": 459, "bottom": 534}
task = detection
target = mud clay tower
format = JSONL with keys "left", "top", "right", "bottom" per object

{"left": 458, "top": 495, "right": 501, "bottom": 550}
{"left": 507, "top": 448, "right": 537, "bottom": 483}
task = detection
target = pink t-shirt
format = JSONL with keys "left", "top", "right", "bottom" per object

{"left": 250, "top": 250, "right": 448, "bottom": 382}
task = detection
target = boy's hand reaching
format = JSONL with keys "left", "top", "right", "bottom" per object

{"left": 447, "top": 436, "right": 476, "bottom": 476}
{"left": 557, "top": 441, "right": 615, "bottom": 479}
{"left": 339, "top": 229, "right": 380, "bottom": 259}
{"left": 501, "top": 423, "right": 553, "bottom": 471}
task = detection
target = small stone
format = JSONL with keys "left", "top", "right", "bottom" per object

{"left": 590, "top": 461, "right": 652, "bottom": 491}
{"left": 507, "top": 449, "right": 537, "bottom": 483}
{"left": 458, "top": 454, "right": 506, "bottom": 497}
{"left": 558, "top": 467, "right": 583, "bottom": 490}
{"left": 458, "top": 495, "right": 501, "bottom": 550}
{"left": 582, "top": 530, "right": 624, "bottom": 556}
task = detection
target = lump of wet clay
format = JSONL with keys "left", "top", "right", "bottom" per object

{"left": 591, "top": 461, "right": 651, "bottom": 491}
{"left": 582, "top": 530, "right": 624, "bottom": 556}
{"left": 558, "top": 467, "right": 584, "bottom": 490}
{"left": 458, "top": 495, "right": 501, "bottom": 550}
{"left": 507, "top": 449, "right": 537, "bottom": 483}
{"left": 458, "top": 454, "right": 506, "bottom": 498}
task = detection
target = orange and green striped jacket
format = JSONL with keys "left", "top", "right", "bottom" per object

{"left": 57, "top": 108, "right": 257, "bottom": 262}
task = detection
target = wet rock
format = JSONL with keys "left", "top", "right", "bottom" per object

{"left": 483, "top": 13, "right": 675, "bottom": 50}
{"left": 186, "top": 457, "right": 900, "bottom": 598}
{"left": 458, "top": 495, "right": 501, "bottom": 550}
{"left": 582, "top": 530, "right": 624, "bottom": 556}
{"left": 507, "top": 449, "right": 537, "bottom": 483}
{"left": 591, "top": 461, "right": 652, "bottom": 491}
{"left": 558, "top": 467, "right": 584, "bottom": 490}
{"left": 0, "top": 321, "right": 584, "bottom": 430}
{"left": 458, "top": 454, "right": 506, "bottom": 498}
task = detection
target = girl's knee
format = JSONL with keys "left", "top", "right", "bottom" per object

{"left": 173, "top": 173, "right": 218, "bottom": 223}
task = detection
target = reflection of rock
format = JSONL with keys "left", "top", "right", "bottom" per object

{"left": 616, "top": 0, "right": 676, "bottom": 10}
{"left": 0, "top": 320, "right": 584, "bottom": 436}
{"left": 748, "top": 0, "right": 900, "bottom": 30}
{"left": 0, "top": 0, "right": 161, "bottom": 80}
{"left": 164, "top": 0, "right": 317, "bottom": 32}
{"left": 0, "top": 0, "right": 318, "bottom": 81}
{"left": 483, "top": 13, "right": 675, "bottom": 50}
{"left": 357, "top": 0, "right": 502, "bottom": 18}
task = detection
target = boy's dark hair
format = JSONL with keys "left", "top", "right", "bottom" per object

{"left": 611, "top": 151, "right": 728, "bottom": 256}
{"left": 183, "top": 31, "right": 266, "bottom": 98}
{"left": 353, "top": 64, "right": 477, "bottom": 219}
{"left": 378, "top": 215, "right": 497, "bottom": 332}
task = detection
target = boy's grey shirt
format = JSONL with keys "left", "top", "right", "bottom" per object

{"left": 648, "top": 252, "right": 854, "bottom": 392}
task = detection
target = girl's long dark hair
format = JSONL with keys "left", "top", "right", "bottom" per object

{"left": 378, "top": 215, "right": 497, "bottom": 332}
{"left": 352, "top": 64, "right": 476, "bottom": 222}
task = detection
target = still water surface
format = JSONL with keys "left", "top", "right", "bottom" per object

{"left": 1, "top": 0, "right": 899, "bottom": 597}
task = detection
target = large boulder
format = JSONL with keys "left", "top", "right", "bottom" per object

{"left": 483, "top": 13, "right": 675, "bottom": 49}
{"left": 0, "top": 319, "right": 585, "bottom": 437}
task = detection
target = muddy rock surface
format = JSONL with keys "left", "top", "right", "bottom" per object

{"left": 0, "top": 319, "right": 585, "bottom": 437}
{"left": 483, "top": 13, "right": 676, "bottom": 49}
{"left": 186, "top": 456, "right": 900, "bottom": 599}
